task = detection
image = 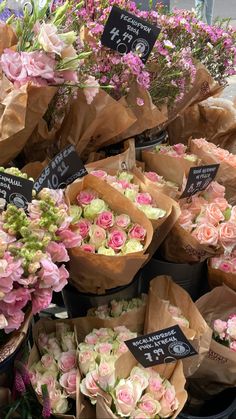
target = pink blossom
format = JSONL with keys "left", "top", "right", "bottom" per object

{"left": 96, "top": 211, "right": 114, "bottom": 230}
{"left": 38, "top": 23, "right": 65, "bottom": 55}
{"left": 77, "top": 190, "right": 96, "bottom": 206}
{"left": 128, "top": 224, "right": 146, "bottom": 241}
{"left": 4, "top": 310, "right": 25, "bottom": 333}
{"left": 1, "top": 49, "right": 27, "bottom": 82}
{"left": 21, "top": 51, "right": 55, "bottom": 80}
{"left": 53, "top": 265, "right": 69, "bottom": 292}
{"left": 3, "top": 288, "right": 31, "bottom": 311}
{"left": 84, "top": 75, "right": 100, "bottom": 104}
{"left": 46, "top": 242, "right": 69, "bottom": 263}
{"left": 58, "top": 229, "right": 82, "bottom": 248}
{"left": 108, "top": 229, "right": 127, "bottom": 251}
{"left": 135, "top": 193, "right": 152, "bottom": 205}
{"left": 32, "top": 288, "right": 52, "bottom": 314}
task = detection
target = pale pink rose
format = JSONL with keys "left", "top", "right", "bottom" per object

{"left": 214, "top": 197, "right": 229, "bottom": 212}
{"left": 46, "top": 242, "right": 69, "bottom": 263}
{"left": 148, "top": 376, "right": 165, "bottom": 401}
{"left": 227, "top": 319, "right": 236, "bottom": 340}
{"left": 203, "top": 203, "right": 225, "bottom": 226}
{"left": 116, "top": 342, "right": 129, "bottom": 355}
{"left": 219, "top": 222, "right": 236, "bottom": 249}
{"left": 41, "top": 354, "right": 55, "bottom": 369}
{"left": 187, "top": 196, "right": 207, "bottom": 217}
{"left": 38, "top": 333, "right": 48, "bottom": 349}
{"left": 213, "top": 147, "right": 229, "bottom": 161}
{"left": 80, "top": 244, "right": 96, "bottom": 253}
{"left": 36, "top": 374, "right": 56, "bottom": 396}
{"left": 130, "top": 410, "right": 150, "bottom": 418}
{"left": 90, "top": 170, "right": 107, "bottom": 179}
{"left": 230, "top": 341, "right": 236, "bottom": 352}
{"left": 89, "top": 225, "right": 106, "bottom": 249}
{"left": 172, "top": 143, "right": 186, "bottom": 155}
{"left": 85, "top": 332, "right": 98, "bottom": 345}
{"left": 75, "top": 219, "right": 91, "bottom": 239}
{"left": 84, "top": 75, "right": 100, "bottom": 104}
{"left": 77, "top": 190, "right": 97, "bottom": 206}
{"left": 38, "top": 23, "right": 65, "bottom": 55}
{"left": 178, "top": 210, "right": 193, "bottom": 231}
{"left": 96, "top": 211, "right": 114, "bottom": 230}
{"left": 21, "top": 51, "right": 55, "bottom": 80}
{"left": 96, "top": 342, "right": 113, "bottom": 355}
{"left": 135, "top": 193, "right": 152, "bottom": 205}
{"left": 108, "top": 229, "right": 127, "bottom": 250}
{"left": 213, "top": 319, "right": 227, "bottom": 336}
{"left": 59, "top": 369, "right": 77, "bottom": 397}
{"left": 192, "top": 223, "right": 218, "bottom": 246}
{"left": 219, "top": 261, "right": 232, "bottom": 273}
{"left": 58, "top": 351, "right": 76, "bottom": 373}
{"left": 168, "top": 304, "right": 182, "bottom": 317}
{"left": 78, "top": 350, "right": 96, "bottom": 375}
{"left": 47, "top": 337, "right": 62, "bottom": 360}
{"left": 145, "top": 172, "right": 163, "bottom": 183}
{"left": 80, "top": 370, "right": 102, "bottom": 403}
{"left": 130, "top": 367, "right": 149, "bottom": 391}
{"left": 129, "top": 224, "right": 147, "bottom": 241}
{"left": 97, "top": 360, "right": 116, "bottom": 390}
{"left": 138, "top": 393, "right": 161, "bottom": 416}
{"left": 205, "top": 181, "right": 225, "bottom": 200}
{"left": 1, "top": 49, "right": 27, "bottom": 82}
{"left": 159, "top": 386, "right": 179, "bottom": 417}
{"left": 115, "top": 214, "right": 131, "bottom": 229}
{"left": 115, "top": 380, "right": 142, "bottom": 416}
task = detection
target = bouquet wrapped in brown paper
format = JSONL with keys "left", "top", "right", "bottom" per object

{"left": 65, "top": 174, "right": 153, "bottom": 293}
{"left": 96, "top": 351, "right": 187, "bottom": 419}
{"left": 144, "top": 276, "right": 212, "bottom": 377}
{"left": 208, "top": 253, "right": 236, "bottom": 292}
{"left": 134, "top": 166, "right": 180, "bottom": 200}
{"left": 190, "top": 285, "right": 236, "bottom": 396}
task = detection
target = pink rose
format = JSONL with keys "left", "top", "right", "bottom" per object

{"left": 116, "top": 342, "right": 129, "bottom": 355}
{"left": 108, "top": 229, "right": 127, "bottom": 251}
{"left": 59, "top": 369, "right": 77, "bottom": 397}
{"left": 213, "top": 319, "right": 227, "bottom": 338}
{"left": 227, "top": 318, "right": 236, "bottom": 340}
{"left": 138, "top": 393, "right": 161, "bottom": 416}
{"left": 77, "top": 190, "right": 97, "bottom": 206}
{"left": 148, "top": 376, "right": 165, "bottom": 401}
{"left": 186, "top": 196, "right": 207, "bottom": 217}
{"left": 96, "top": 211, "right": 114, "bottom": 229}
{"left": 1, "top": 49, "right": 27, "bottom": 82}
{"left": 89, "top": 225, "right": 106, "bottom": 250}
{"left": 135, "top": 193, "right": 152, "bottom": 205}
{"left": 80, "top": 244, "right": 96, "bottom": 253}
{"left": 128, "top": 224, "right": 147, "bottom": 241}
{"left": 205, "top": 181, "right": 225, "bottom": 200}
{"left": 78, "top": 350, "right": 96, "bottom": 375}
{"left": 131, "top": 410, "right": 150, "bottom": 418}
{"left": 192, "top": 223, "right": 218, "bottom": 246}
{"left": 130, "top": 367, "right": 149, "bottom": 391}
{"left": 145, "top": 172, "right": 163, "bottom": 183}
{"left": 58, "top": 351, "right": 76, "bottom": 373}
{"left": 159, "top": 386, "right": 179, "bottom": 417}
{"left": 41, "top": 354, "right": 55, "bottom": 369}
{"left": 90, "top": 170, "right": 107, "bottom": 179}
{"left": 219, "top": 222, "right": 236, "bottom": 249}
{"left": 172, "top": 143, "right": 187, "bottom": 155}
{"left": 96, "top": 342, "right": 113, "bottom": 355}
{"left": 80, "top": 371, "right": 102, "bottom": 402}
{"left": 178, "top": 210, "right": 194, "bottom": 231}
{"left": 21, "top": 51, "right": 55, "bottom": 80}
{"left": 115, "top": 214, "right": 131, "bottom": 229}
{"left": 219, "top": 261, "right": 232, "bottom": 273}
{"left": 85, "top": 332, "right": 99, "bottom": 345}
{"left": 97, "top": 360, "right": 116, "bottom": 390}
{"left": 46, "top": 242, "right": 69, "bottom": 263}
{"left": 36, "top": 375, "right": 56, "bottom": 396}
{"left": 75, "top": 219, "right": 91, "bottom": 239}
{"left": 38, "top": 23, "right": 65, "bottom": 55}
{"left": 58, "top": 229, "right": 82, "bottom": 248}
{"left": 32, "top": 288, "right": 52, "bottom": 315}
{"left": 203, "top": 203, "right": 225, "bottom": 226}
{"left": 230, "top": 206, "right": 236, "bottom": 223}
{"left": 115, "top": 380, "right": 141, "bottom": 417}
{"left": 214, "top": 197, "right": 229, "bottom": 212}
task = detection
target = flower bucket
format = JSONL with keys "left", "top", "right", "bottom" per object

{"left": 141, "top": 256, "right": 208, "bottom": 300}
{"left": 63, "top": 272, "right": 142, "bottom": 317}
{"left": 177, "top": 388, "right": 236, "bottom": 419}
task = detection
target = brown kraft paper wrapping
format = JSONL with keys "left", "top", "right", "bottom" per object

{"left": 191, "top": 285, "right": 236, "bottom": 396}
{"left": 144, "top": 276, "right": 212, "bottom": 377}
{"left": 142, "top": 149, "right": 199, "bottom": 187}
{"left": 65, "top": 174, "right": 153, "bottom": 293}
{"left": 96, "top": 351, "right": 187, "bottom": 419}
{"left": 0, "top": 23, "right": 17, "bottom": 54}
{"left": 0, "top": 82, "right": 56, "bottom": 165}
{"left": 58, "top": 88, "right": 136, "bottom": 159}
{"left": 208, "top": 264, "right": 236, "bottom": 292}
{"left": 160, "top": 223, "right": 223, "bottom": 263}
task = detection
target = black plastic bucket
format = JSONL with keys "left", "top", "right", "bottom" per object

{"left": 141, "top": 257, "right": 208, "bottom": 300}
{"left": 178, "top": 388, "right": 236, "bottom": 419}
{"left": 63, "top": 272, "right": 143, "bottom": 318}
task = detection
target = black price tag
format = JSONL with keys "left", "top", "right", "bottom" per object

{"left": 34, "top": 145, "right": 87, "bottom": 193}
{"left": 125, "top": 325, "right": 197, "bottom": 368}
{"left": 0, "top": 172, "right": 33, "bottom": 210}
{"left": 101, "top": 6, "right": 161, "bottom": 63}
{"left": 180, "top": 164, "right": 220, "bottom": 199}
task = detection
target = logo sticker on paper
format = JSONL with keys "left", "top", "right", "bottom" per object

{"left": 101, "top": 6, "right": 161, "bottom": 63}
{"left": 0, "top": 172, "right": 33, "bottom": 210}
{"left": 180, "top": 164, "right": 220, "bottom": 199}
{"left": 34, "top": 145, "right": 87, "bottom": 193}
{"left": 125, "top": 325, "right": 197, "bottom": 368}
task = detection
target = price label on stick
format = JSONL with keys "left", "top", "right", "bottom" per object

{"left": 101, "top": 6, "right": 161, "bottom": 63}
{"left": 0, "top": 172, "right": 33, "bottom": 210}
{"left": 180, "top": 164, "right": 220, "bottom": 199}
{"left": 125, "top": 325, "right": 197, "bottom": 368}
{"left": 34, "top": 145, "right": 87, "bottom": 193}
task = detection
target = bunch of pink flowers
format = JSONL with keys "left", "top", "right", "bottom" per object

{"left": 69, "top": 188, "right": 147, "bottom": 255}
{"left": 211, "top": 250, "right": 236, "bottom": 274}
{"left": 90, "top": 170, "right": 167, "bottom": 221}
{"left": 166, "top": 302, "right": 190, "bottom": 329}
{"left": 191, "top": 138, "right": 236, "bottom": 168}
{"left": 30, "top": 323, "right": 78, "bottom": 415}
{"left": 144, "top": 171, "right": 179, "bottom": 192}
{"left": 87, "top": 295, "right": 147, "bottom": 319}
{"left": 79, "top": 326, "right": 137, "bottom": 404}
{"left": 179, "top": 181, "right": 236, "bottom": 250}
{"left": 213, "top": 314, "right": 236, "bottom": 352}
{"left": 0, "top": 168, "right": 81, "bottom": 334}
{"left": 155, "top": 143, "right": 198, "bottom": 163}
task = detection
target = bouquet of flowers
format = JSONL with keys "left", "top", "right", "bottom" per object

{"left": 87, "top": 295, "right": 147, "bottom": 319}
{"left": 0, "top": 168, "right": 81, "bottom": 336}
{"left": 166, "top": 302, "right": 190, "bottom": 329}
{"left": 142, "top": 143, "right": 199, "bottom": 187}
{"left": 65, "top": 174, "right": 153, "bottom": 293}
{"left": 29, "top": 323, "right": 78, "bottom": 415}
{"left": 142, "top": 171, "right": 179, "bottom": 199}
{"left": 208, "top": 250, "right": 236, "bottom": 291}
{"left": 213, "top": 314, "right": 236, "bottom": 352}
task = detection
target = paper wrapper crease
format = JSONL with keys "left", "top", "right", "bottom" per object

{"left": 65, "top": 174, "right": 153, "bottom": 293}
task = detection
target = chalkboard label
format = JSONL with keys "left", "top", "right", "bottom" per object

{"left": 101, "top": 6, "right": 161, "bottom": 63}
{"left": 0, "top": 172, "right": 33, "bottom": 210}
{"left": 180, "top": 164, "right": 220, "bottom": 199}
{"left": 125, "top": 325, "right": 197, "bottom": 368}
{"left": 34, "top": 145, "right": 87, "bottom": 193}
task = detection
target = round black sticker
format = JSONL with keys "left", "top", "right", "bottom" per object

{"left": 168, "top": 341, "right": 191, "bottom": 357}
